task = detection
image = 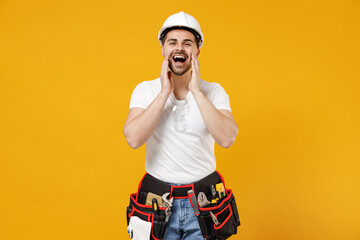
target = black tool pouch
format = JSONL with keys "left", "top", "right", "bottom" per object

{"left": 197, "top": 189, "right": 241, "bottom": 240}
{"left": 126, "top": 172, "right": 240, "bottom": 240}
{"left": 126, "top": 193, "right": 168, "bottom": 240}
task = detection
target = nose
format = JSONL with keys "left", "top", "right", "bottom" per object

{"left": 175, "top": 43, "right": 184, "bottom": 50}
{"left": 173, "top": 48, "right": 186, "bottom": 56}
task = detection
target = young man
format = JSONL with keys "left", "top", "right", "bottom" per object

{"left": 124, "top": 12, "right": 239, "bottom": 240}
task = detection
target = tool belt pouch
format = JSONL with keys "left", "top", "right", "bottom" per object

{"left": 197, "top": 189, "right": 241, "bottom": 240}
{"left": 126, "top": 193, "right": 167, "bottom": 240}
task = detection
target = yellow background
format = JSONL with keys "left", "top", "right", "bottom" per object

{"left": 1, "top": 0, "right": 359, "bottom": 239}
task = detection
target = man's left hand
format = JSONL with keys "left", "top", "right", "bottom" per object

{"left": 189, "top": 52, "right": 201, "bottom": 94}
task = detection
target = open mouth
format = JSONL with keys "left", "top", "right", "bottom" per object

{"left": 172, "top": 55, "right": 187, "bottom": 63}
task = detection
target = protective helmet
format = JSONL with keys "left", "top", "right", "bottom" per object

{"left": 158, "top": 11, "right": 204, "bottom": 48}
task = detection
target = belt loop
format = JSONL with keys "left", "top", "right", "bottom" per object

{"left": 136, "top": 173, "right": 148, "bottom": 202}
{"left": 169, "top": 184, "right": 195, "bottom": 199}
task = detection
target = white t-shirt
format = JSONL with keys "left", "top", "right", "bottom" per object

{"left": 129, "top": 78, "right": 231, "bottom": 184}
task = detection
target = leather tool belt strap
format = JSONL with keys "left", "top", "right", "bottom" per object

{"left": 137, "top": 171, "right": 224, "bottom": 200}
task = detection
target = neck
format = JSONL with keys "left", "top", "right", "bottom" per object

{"left": 171, "top": 70, "right": 191, "bottom": 99}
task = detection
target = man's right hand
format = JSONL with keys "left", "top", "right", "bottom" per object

{"left": 160, "top": 56, "right": 174, "bottom": 94}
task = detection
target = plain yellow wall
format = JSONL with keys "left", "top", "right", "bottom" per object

{"left": 1, "top": 0, "right": 359, "bottom": 240}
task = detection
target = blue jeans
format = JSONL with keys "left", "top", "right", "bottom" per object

{"left": 162, "top": 198, "right": 204, "bottom": 240}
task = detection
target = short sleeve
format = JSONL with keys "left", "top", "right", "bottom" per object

{"left": 129, "top": 82, "right": 151, "bottom": 109}
{"left": 210, "top": 83, "right": 231, "bottom": 112}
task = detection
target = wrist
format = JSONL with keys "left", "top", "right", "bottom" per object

{"left": 191, "top": 89, "right": 203, "bottom": 96}
{"left": 159, "top": 89, "right": 172, "bottom": 98}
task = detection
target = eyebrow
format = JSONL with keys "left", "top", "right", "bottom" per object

{"left": 167, "top": 38, "right": 194, "bottom": 43}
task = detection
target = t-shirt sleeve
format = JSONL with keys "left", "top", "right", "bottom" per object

{"left": 129, "top": 82, "right": 151, "bottom": 109}
{"left": 210, "top": 83, "right": 232, "bottom": 112}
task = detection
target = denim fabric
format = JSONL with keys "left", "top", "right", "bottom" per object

{"left": 162, "top": 198, "right": 205, "bottom": 240}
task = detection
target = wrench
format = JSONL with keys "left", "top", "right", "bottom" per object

{"left": 162, "top": 193, "right": 174, "bottom": 223}
{"left": 162, "top": 193, "right": 174, "bottom": 208}
{"left": 164, "top": 207, "right": 172, "bottom": 223}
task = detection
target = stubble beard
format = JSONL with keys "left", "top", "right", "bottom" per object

{"left": 169, "top": 61, "right": 191, "bottom": 76}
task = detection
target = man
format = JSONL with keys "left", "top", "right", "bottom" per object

{"left": 124, "top": 12, "right": 238, "bottom": 240}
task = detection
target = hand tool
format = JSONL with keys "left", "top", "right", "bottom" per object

{"left": 210, "top": 211, "right": 220, "bottom": 226}
{"left": 152, "top": 198, "right": 159, "bottom": 214}
{"left": 146, "top": 192, "right": 163, "bottom": 206}
{"left": 162, "top": 192, "right": 174, "bottom": 208}
{"left": 187, "top": 189, "right": 200, "bottom": 215}
{"left": 164, "top": 207, "right": 171, "bottom": 223}
{"left": 216, "top": 183, "right": 226, "bottom": 199}
{"left": 162, "top": 193, "right": 173, "bottom": 223}
{"left": 197, "top": 192, "right": 210, "bottom": 207}
{"left": 211, "top": 185, "right": 217, "bottom": 199}
{"left": 210, "top": 185, "right": 219, "bottom": 204}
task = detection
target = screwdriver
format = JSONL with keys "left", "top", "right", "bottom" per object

{"left": 152, "top": 198, "right": 159, "bottom": 214}
{"left": 187, "top": 190, "right": 200, "bottom": 215}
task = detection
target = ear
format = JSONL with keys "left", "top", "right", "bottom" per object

{"left": 196, "top": 49, "right": 200, "bottom": 57}
{"left": 161, "top": 46, "right": 164, "bottom": 57}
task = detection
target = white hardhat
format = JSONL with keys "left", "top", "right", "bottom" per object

{"left": 158, "top": 11, "right": 204, "bottom": 48}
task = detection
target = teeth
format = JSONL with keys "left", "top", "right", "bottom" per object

{"left": 174, "top": 56, "right": 186, "bottom": 59}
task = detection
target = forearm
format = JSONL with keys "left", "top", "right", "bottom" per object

{"left": 124, "top": 91, "right": 170, "bottom": 149}
{"left": 193, "top": 91, "right": 238, "bottom": 148}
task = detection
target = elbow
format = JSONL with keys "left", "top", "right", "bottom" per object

{"left": 123, "top": 128, "right": 142, "bottom": 149}
{"left": 126, "top": 138, "right": 141, "bottom": 149}
{"left": 217, "top": 134, "right": 236, "bottom": 148}
{"left": 219, "top": 127, "right": 238, "bottom": 148}
{"left": 219, "top": 138, "right": 235, "bottom": 148}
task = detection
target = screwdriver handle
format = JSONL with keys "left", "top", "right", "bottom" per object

{"left": 152, "top": 198, "right": 159, "bottom": 214}
{"left": 187, "top": 190, "right": 200, "bottom": 215}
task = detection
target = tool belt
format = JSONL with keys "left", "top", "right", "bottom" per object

{"left": 126, "top": 171, "right": 241, "bottom": 240}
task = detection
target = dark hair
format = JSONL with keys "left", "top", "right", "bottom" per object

{"left": 160, "top": 26, "right": 201, "bottom": 48}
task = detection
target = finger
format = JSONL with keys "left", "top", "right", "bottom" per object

{"left": 192, "top": 52, "right": 198, "bottom": 62}
{"left": 193, "top": 52, "right": 200, "bottom": 70}
{"left": 165, "top": 57, "right": 172, "bottom": 80}
{"left": 191, "top": 53, "right": 196, "bottom": 69}
{"left": 194, "top": 54, "right": 200, "bottom": 74}
{"left": 161, "top": 57, "right": 169, "bottom": 77}
{"left": 191, "top": 53, "right": 198, "bottom": 73}
{"left": 166, "top": 56, "right": 172, "bottom": 72}
{"left": 165, "top": 55, "right": 170, "bottom": 66}
{"left": 161, "top": 60, "right": 166, "bottom": 78}
{"left": 167, "top": 70, "right": 172, "bottom": 80}
{"left": 164, "top": 60, "right": 168, "bottom": 74}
